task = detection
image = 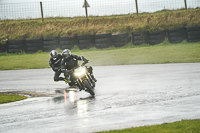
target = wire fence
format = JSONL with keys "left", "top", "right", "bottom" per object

{"left": 0, "top": 0, "right": 199, "bottom": 20}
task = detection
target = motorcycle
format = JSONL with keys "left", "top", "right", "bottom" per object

{"left": 66, "top": 63, "right": 96, "bottom": 96}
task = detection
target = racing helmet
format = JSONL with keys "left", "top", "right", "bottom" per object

{"left": 62, "top": 49, "right": 71, "bottom": 59}
{"left": 50, "top": 50, "right": 58, "bottom": 60}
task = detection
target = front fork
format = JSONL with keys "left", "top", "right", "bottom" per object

{"left": 76, "top": 73, "right": 93, "bottom": 91}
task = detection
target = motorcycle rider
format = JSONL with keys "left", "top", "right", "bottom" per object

{"left": 49, "top": 50, "right": 66, "bottom": 83}
{"left": 61, "top": 49, "right": 97, "bottom": 86}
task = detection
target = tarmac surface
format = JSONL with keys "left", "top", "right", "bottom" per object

{"left": 0, "top": 63, "right": 200, "bottom": 133}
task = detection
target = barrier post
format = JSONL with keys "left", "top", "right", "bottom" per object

{"left": 84, "top": 0, "right": 88, "bottom": 19}
{"left": 84, "top": 0, "right": 88, "bottom": 25}
{"left": 184, "top": 0, "right": 187, "bottom": 10}
{"left": 40, "top": 2, "right": 44, "bottom": 22}
{"left": 135, "top": 0, "right": 138, "bottom": 16}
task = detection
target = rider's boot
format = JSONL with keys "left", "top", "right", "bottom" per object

{"left": 59, "top": 77, "right": 65, "bottom": 81}
{"left": 64, "top": 78, "right": 68, "bottom": 84}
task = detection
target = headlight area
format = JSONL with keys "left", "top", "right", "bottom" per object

{"left": 74, "top": 67, "right": 86, "bottom": 77}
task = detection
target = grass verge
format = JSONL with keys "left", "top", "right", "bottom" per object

{"left": 0, "top": 41, "right": 200, "bottom": 70}
{"left": 0, "top": 93, "right": 27, "bottom": 104}
{"left": 0, "top": 8, "right": 199, "bottom": 40}
{"left": 95, "top": 119, "right": 200, "bottom": 133}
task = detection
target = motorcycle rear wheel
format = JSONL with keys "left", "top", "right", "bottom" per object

{"left": 83, "top": 79, "right": 95, "bottom": 96}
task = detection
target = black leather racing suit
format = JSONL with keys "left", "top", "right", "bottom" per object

{"left": 61, "top": 54, "right": 94, "bottom": 85}
{"left": 49, "top": 54, "right": 64, "bottom": 81}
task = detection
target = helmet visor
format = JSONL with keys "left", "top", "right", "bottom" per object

{"left": 64, "top": 54, "right": 70, "bottom": 59}
{"left": 52, "top": 55, "right": 57, "bottom": 60}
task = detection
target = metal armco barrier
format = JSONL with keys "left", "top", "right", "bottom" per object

{"left": 7, "top": 40, "right": 25, "bottom": 53}
{"left": 26, "top": 38, "right": 43, "bottom": 53}
{"left": 95, "top": 33, "right": 112, "bottom": 49}
{"left": 0, "top": 42, "right": 6, "bottom": 53}
{"left": 77, "top": 34, "right": 95, "bottom": 50}
{"left": 1, "top": 26, "right": 200, "bottom": 53}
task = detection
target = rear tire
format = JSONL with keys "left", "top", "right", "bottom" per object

{"left": 83, "top": 79, "right": 95, "bottom": 96}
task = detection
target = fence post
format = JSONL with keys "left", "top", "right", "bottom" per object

{"left": 40, "top": 2, "right": 44, "bottom": 22}
{"left": 84, "top": 0, "right": 88, "bottom": 18}
{"left": 135, "top": 0, "right": 138, "bottom": 16}
{"left": 84, "top": 0, "right": 88, "bottom": 25}
{"left": 184, "top": 0, "right": 187, "bottom": 10}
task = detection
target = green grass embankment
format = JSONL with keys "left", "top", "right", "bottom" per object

{"left": 0, "top": 8, "right": 199, "bottom": 41}
{"left": 0, "top": 41, "right": 200, "bottom": 70}
{"left": 96, "top": 119, "right": 200, "bottom": 133}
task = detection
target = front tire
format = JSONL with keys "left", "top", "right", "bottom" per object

{"left": 83, "top": 79, "right": 95, "bottom": 96}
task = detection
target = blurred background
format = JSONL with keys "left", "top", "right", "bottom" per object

{"left": 0, "top": 0, "right": 199, "bottom": 20}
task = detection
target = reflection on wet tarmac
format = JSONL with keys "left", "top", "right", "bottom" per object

{"left": 52, "top": 89, "right": 95, "bottom": 116}
{"left": 68, "top": 90, "right": 77, "bottom": 103}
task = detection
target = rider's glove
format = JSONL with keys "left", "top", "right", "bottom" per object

{"left": 85, "top": 59, "right": 89, "bottom": 63}
{"left": 82, "top": 62, "right": 87, "bottom": 66}
{"left": 53, "top": 67, "right": 61, "bottom": 72}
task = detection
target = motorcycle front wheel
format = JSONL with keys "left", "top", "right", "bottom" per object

{"left": 83, "top": 79, "right": 95, "bottom": 96}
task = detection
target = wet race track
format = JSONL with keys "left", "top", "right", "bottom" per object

{"left": 0, "top": 63, "right": 200, "bottom": 133}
